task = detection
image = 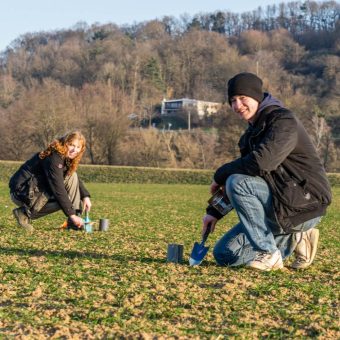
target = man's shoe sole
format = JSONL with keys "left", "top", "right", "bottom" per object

{"left": 248, "top": 261, "right": 284, "bottom": 271}
{"left": 291, "top": 229, "right": 319, "bottom": 269}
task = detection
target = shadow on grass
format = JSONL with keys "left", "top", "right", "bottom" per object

{"left": 0, "top": 246, "right": 167, "bottom": 265}
{"left": 0, "top": 247, "right": 261, "bottom": 271}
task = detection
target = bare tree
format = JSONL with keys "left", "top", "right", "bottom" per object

{"left": 79, "top": 80, "right": 130, "bottom": 164}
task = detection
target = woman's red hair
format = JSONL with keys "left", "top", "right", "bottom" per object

{"left": 39, "top": 131, "right": 86, "bottom": 175}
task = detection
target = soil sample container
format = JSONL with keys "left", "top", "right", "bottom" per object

{"left": 167, "top": 244, "right": 184, "bottom": 263}
{"left": 208, "top": 189, "right": 233, "bottom": 216}
{"left": 99, "top": 218, "right": 109, "bottom": 231}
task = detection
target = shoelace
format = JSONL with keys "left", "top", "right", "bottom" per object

{"left": 295, "top": 255, "right": 308, "bottom": 263}
{"left": 254, "top": 252, "right": 270, "bottom": 261}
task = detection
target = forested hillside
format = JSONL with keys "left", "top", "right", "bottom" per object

{"left": 0, "top": 0, "right": 339, "bottom": 171}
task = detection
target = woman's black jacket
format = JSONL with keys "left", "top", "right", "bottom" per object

{"left": 9, "top": 152, "right": 90, "bottom": 217}
{"left": 211, "top": 97, "right": 332, "bottom": 233}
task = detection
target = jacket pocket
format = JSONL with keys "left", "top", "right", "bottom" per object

{"left": 271, "top": 165, "right": 318, "bottom": 210}
{"left": 277, "top": 179, "right": 318, "bottom": 210}
{"left": 14, "top": 176, "right": 40, "bottom": 207}
{"left": 265, "top": 170, "right": 320, "bottom": 232}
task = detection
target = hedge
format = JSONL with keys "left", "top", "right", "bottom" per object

{"left": 0, "top": 161, "right": 213, "bottom": 185}
{"left": 1, "top": 160, "right": 339, "bottom": 186}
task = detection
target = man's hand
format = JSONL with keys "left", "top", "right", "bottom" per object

{"left": 83, "top": 197, "right": 92, "bottom": 212}
{"left": 210, "top": 180, "right": 220, "bottom": 195}
{"left": 202, "top": 214, "right": 218, "bottom": 237}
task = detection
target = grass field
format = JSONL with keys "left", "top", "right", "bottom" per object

{"left": 0, "top": 182, "right": 339, "bottom": 339}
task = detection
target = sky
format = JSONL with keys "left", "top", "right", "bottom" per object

{"left": 1, "top": 0, "right": 301, "bottom": 52}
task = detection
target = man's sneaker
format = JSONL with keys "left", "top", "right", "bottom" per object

{"left": 13, "top": 207, "right": 34, "bottom": 232}
{"left": 247, "top": 249, "right": 284, "bottom": 271}
{"left": 291, "top": 228, "right": 319, "bottom": 269}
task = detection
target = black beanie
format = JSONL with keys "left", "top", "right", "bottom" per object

{"left": 227, "top": 72, "right": 264, "bottom": 105}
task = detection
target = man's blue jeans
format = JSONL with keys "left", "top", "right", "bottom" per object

{"left": 213, "top": 174, "right": 321, "bottom": 266}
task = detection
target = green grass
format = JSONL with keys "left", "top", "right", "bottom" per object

{"left": 0, "top": 182, "right": 339, "bottom": 338}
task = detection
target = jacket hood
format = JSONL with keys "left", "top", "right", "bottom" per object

{"left": 258, "top": 92, "right": 284, "bottom": 113}
{"left": 249, "top": 93, "right": 285, "bottom": 126}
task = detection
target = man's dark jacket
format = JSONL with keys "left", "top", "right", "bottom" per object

{"left": 211, "top": 93, "right": 332, "bottom": 233}
{"left": 9, "top": 152, "right": 90, "bottom": 217}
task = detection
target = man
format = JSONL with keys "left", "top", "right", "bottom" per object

{"left": 203, "top": 72, "right": 332, "bottom": 271}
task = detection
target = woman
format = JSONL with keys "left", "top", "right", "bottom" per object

{"left": 9, "top": 131, "right": 91, "bottom": 232}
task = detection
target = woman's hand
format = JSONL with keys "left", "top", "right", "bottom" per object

{"left": 83, "top": 197, "right": 92, "bottom": 212}
{"left": 70, "top": 214, "right": 84, "bottom": 227}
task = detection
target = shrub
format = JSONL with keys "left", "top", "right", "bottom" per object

{"left": 1, "top": 160, "right": 339, "bottom": 186}
{"left": 0, "top": 161, "right": 213, "bottom": 185}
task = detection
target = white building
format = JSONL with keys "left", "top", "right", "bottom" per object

{"left": 161, "top": 98, "right": 221, "bottom": 118}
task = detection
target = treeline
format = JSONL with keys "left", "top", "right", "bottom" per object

{"left": 0, "top": 1, "right": 339, "bottom": 171}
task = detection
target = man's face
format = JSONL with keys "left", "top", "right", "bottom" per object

{"left": 230, "top": 95, "right": 259, "bottom": 123}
